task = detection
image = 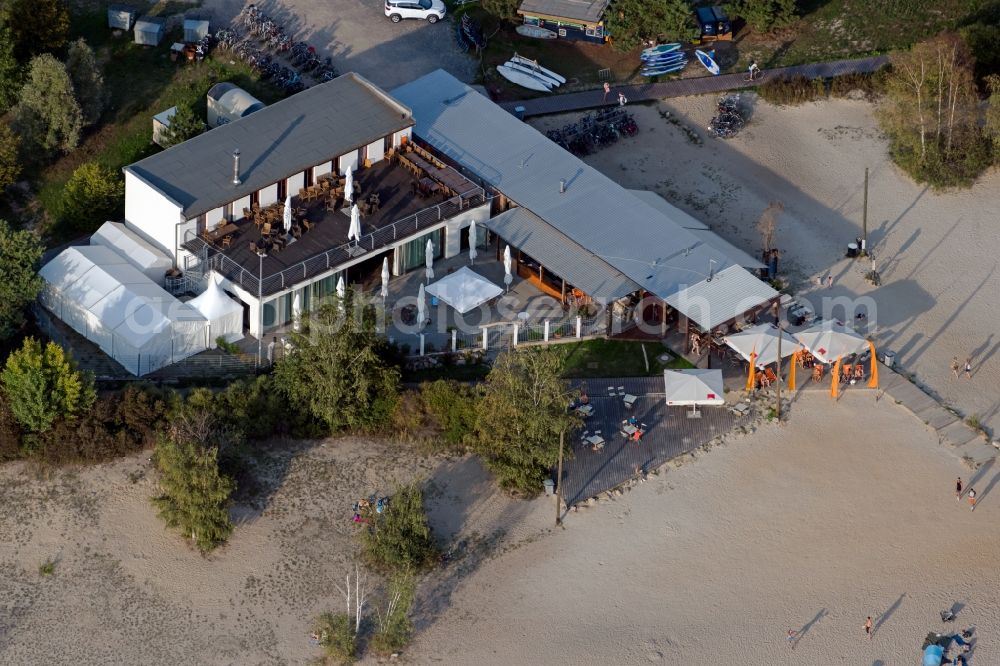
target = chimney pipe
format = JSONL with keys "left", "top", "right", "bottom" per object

{"left": 559, "top": 178, "right": 566, "bottom": 194}
{"left": 232, "top": 149, "right": 241, "bottom": 186}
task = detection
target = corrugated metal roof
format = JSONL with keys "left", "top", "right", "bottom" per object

{"left": 663, "top": 265, "right": 779, "bottom": 331}
{"left": 392, "top": 70, "right": 755, "bottom": 302}
{"left": 126, "top": 73, "right": 413, "bottom": 219}
{"left": 485, "top": 207, "right": 640, "bottom": 300}
{"left": 517, "top": 0, "right": 609, "bottom": 22}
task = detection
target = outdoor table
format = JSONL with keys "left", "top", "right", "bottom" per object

{"left": 621, "top": 424, "right": 639, "bottom": 437}
{"left": 623, "top": 393, "right": 637, "bottom": 408}
{"left": 575, "top": 404, "right": 594, "bottom": 417}
{"left": 585, "top": 434, "right": 605, "bottom": 450}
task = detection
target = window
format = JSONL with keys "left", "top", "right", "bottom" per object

{"left": 524, "top": 16, "right": 539, "bottom": 25}
{"left": 418, "top": 0, "right": 432, "bottom": 7}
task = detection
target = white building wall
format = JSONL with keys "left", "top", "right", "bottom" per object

{"left": 313, "top": 161, "right": 333, "bottom": 179}
{"left": 258, "top": 182, "right": 279, "bottom": 206}
{"left": 124, "top": 170, "right": 183, "bottom": 262}
{"left": 444, "top": 204, "right": 492, "bottom": 258}
{"left": 392, "top": 128, "right": 412, "bottom": 147}
{"left": 205, "top": 206, "right": 225, "bottom": 230}
{"left": 366, "top": 139, "right": 384, "bottom": 165}
{"left": 287, "top": 171, "right": 305, "bottom": 196}
{"left": 339, "top": 151, "right": 358, "bottom": 175}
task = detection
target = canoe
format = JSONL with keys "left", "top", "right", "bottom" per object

{"left": 515, "top": 24, "right": 557, "bottom": 39}
{"left": 504, "top": 60, "right": 561, "bottom": 88}
{"left": 641, "top": 60, "right": 687, "bottom": 76}
{"left": 510, "top": 53, "right": 566, "bottom": 84}
{"left": 641, "top": 43, "right": 681, "bottom": 59}
{"left": 695, "top": 49, "right": 720, "bottom": 75}
{"left": 496, "top": 64, "right": 551, "bottom": 92}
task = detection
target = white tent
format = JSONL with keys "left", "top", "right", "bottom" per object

{"left": 90, "top": 222, "right": 172, "bottom": 283}
{"left": 39, "top": 245, "right": 210, "bottom": 376}
{"left": 723, "top": 323, "right": 798, "bottom": 367}
{"left": 663, "top": 369, "right": 725, "bottom": 406}
{"left": 794, "top": 319, "right": 869, "bottom": 364}
{"left": 189, "top": 274, "right": 244, "bottom": 343}
{"left": 425, "top": 267, "right": 503, "bottom": 314}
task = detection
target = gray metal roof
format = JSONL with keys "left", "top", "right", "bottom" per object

{"left": 663, "top": 265, "right": 779, "bottom": 331}
{"left": 393, "top": 70, "right": 756, "bottom": 302}
{"left": 126, "top": 73, "right": 413, "bottom": 219}
{"left": 518, "top": 0, "right": 609, "bottom": 23}
{"left": 485, "top": 207, "right": 640, "bottom": 300}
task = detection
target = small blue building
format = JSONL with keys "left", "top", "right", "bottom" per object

{"left": 516, "top": 0, "right": 610, "bottom": 44}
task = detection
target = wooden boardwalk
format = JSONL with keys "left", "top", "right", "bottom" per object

{"left": 500, "top": 55, "right": 889, "bottom": 118}
{"left": 562, "top": 377, "right": 750, "bottom": 505}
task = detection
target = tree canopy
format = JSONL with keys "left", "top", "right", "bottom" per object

{"left": 3, "top": 0, "right": 70, "bottom": 61}
{"left": 13, "top": 54, "right": 83, "bottom": 161}
{"left": 0, "top": 24, "right": 22, "bottom": 112}
{"left": 0, "top": 123, "right": 20, "bottom": 190}
{"left": 1, "top": 337, "right": 96, "bottom": 434}
{"left": 472, "top": 348, "right": 579, "bottom": 495}
{"left": 605, "top": 0, "right": 698, "bottom": 52}
{"left": 60, "top": 162, "right": 125, "bottom": 233}
{"left": 731, "top": 0, "right": 796, "bottom": 33}
{"left": 272, "top": 295, "right": 401, "bottom": 434}
{"left": 65, "top": 38, "right": 105, "bottom": 126}
{"left": 0, "top": 219, "right": 44, "bottom": 339}
{"left": 160, "top": 104, "right": 205, "bottom": 148}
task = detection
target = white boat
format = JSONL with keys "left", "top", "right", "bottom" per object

{"left": 504, "top": 60, "right": 560, "bottom": 88}
{"left": 510, "top": 53, "right": 566, "bottom": 84}
{"left": 496, "top": 64, "right": 551, "bottom": 92}
{"left": 515, "top": 24, "right": 557, "bottom": 39}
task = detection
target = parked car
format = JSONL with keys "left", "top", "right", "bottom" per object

{"left": 384, "top": 0, "right": 446, "bottom": 23}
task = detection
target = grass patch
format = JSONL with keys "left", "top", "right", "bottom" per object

{"left": 39, "top": 559, "right": 56, "bottom": 576}
{"left": 557, "top": 339, "right": 671, "bottom": 377}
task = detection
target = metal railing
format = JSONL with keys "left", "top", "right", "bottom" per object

{"left": 193, "top": 188, "right": 488, "bottom": 297}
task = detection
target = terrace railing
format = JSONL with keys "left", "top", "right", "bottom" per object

{"left": 189, "top": 187, "right": 489, "bottom": 297}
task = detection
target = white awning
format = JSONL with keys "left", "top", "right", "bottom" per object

{"left": 663, "top": 369, "right": 725, "bottom": 406}
{"left": 794, "top": 320, "right": 869, "bottom": 364}
{"left": 663, "top": 265, "right": 778, "bottom": 332}
{"left": 723, "top": 322, "right": 798, "bottom": 367}
{"left": 425, "top": 266, "right": 503, "bottom": 314}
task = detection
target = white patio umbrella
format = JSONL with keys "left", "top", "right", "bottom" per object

{"left": 663, "top": 369, "right": 725, "bottom": 417}
{"left": 344, "top": 166, "right": 354, "bottom": 203}
{"left": 723, "top": 323, "right": 798, "bottom": 367}
{"left": 380, "top": 257, "right": 390, "bottom": 304}
{"left": 348, "top": 204, "right": 361, "bottom": 243}
{"left": 291, "top": 290, "right": 301, "bottom": 331}
{"left": 794, "top": 319, "right": 868, "bottom": 364}
{"left": 336, "top": 274, "right": 346, "bottom": 300}
{"left": 425, "top": 238, "right": 435, "bottom": 281}
{"left": 468, "top": 220, "right": 478, "bottom": 264}
{"left": 417, "top": 282, "right": 426, "bottom": 329}
{"left": 503, "top": 245, "right": 513, "bottom": 291}
{"left": 283, "top": 194, "right": 292, "bottom": 233}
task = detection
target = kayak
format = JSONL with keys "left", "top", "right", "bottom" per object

{"left": 509, "top": 53, "right": 566, "bottom": 84}
{"left": 641, "top": 43, "right": 681, "bottom": 59}
{"left": 695, "top": 49, "right": 720, "bottom": 75}
{"left": 515, "top": 24, "right": 557, "bottom": 39}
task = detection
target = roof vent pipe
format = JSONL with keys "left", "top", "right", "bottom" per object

{"left": 559, "top": 178, "right": 566, "bottom": 194}
{"left": 232, "top": 149, "right": 241, "bottom": 186}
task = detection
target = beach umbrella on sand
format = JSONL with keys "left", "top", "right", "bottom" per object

{"left": 425, "top": 238, "right": 435, "bottom": 281}
{"left": 417, "top": 283, "right": 426, "bottom": 329}
{"left": 503, "top": 245, "right": 513, "bottom": 291}
{"left": 336, "top": 274, "right": 346, "bottom": 300}
{"left": 468, "top": 220, "right": 478, "bottom": 264}
{"left": 349, "top": 204, "right": 361, "bottom": 243}
{"left": 283, "top": 194, "right": 292, "bottom": 233}
{"left": 381, "top": 257, "right": 390, "bottom": 304}
{"left": 344, "top": 167, "right": 354, "bottom": 203}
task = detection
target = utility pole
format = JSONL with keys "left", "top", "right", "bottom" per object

{"left": 256, "top": 250, "right": 264, "bottom": 368}
{"left": 775, "top": 321, "right": 783, "bottom": 422}
{"left": 861, "top": 167, "right": 869, "bottom": 255}
{"left": 555, "top": 430, "right": 565, "bottom": 526}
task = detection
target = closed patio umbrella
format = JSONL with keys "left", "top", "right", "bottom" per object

{"left": 380, "top": 256, "right": 390, "bottom": 304}
{"left": 336, "top": 274, "right": 345, "bottom": 300}
{"left": 425, "top": 238, "right": 435, "bottom": 281}
{"left": 468, "top": 220, "right": 478, "bottom": 264}
{"left": 348, "top": 204, "right": 361, "bottom": 243}
{"left": 283, "top": 194, "right": 292, "bottom": 233}
{"left": 503, "top": 245, "right": 512, "bottom": 291}
{"left": 344, "top": 166, "right": 354, "bottom": 203}
{"left": 291, "top": 289, "right": 301, "bottom": 331}
{"left": 417, "top": 282, "right": 426, "bottom": 329}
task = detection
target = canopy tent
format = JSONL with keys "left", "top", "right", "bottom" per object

{"left": 663, "top": 369, "right": 725, "bottom": 406}
{"left": 723, "top": 323, "right": 798, "bottom": 367}
{"left": 425, "top": 267, "right": 503, "bottom": 314}
{"left": 189, "top": 275, "right": 244, "bottom": 343}
{"left": 39, "top": 246, "right": 210, "bottom": 376}
{"left": 90, "top": 222, "right": 172, "bottom": 283}
{"left": 794, "top": 320, "right": 869, "bottom": 364}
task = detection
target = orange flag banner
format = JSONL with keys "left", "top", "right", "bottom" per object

{"left": 831, "top": 355, "right": 842, "bottom": 399}
{"left": 788, "top": 351, "right": 798, "bottom": 391}
{"left": 868, "top": 341, "right": 879, "bottom": 389}
{"left": 746, "top": 351, "right": 757, "bottom": 391}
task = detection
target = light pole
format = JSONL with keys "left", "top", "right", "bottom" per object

{"left": 775, "top": 319, "right": 783, "bottom": 422}
{"left": 861, "top": 167, "right": 869, "bottom": 255}
{"left": 256, "top": 248, "right": 264, "bottom": 367}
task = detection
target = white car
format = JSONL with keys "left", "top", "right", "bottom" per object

{"left": 384, "top": 0, "right": 446, "bottom": 23}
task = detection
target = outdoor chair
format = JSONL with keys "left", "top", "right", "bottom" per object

{"left": 221, "top": 235, "right": 232, "bottom": 248}
{"left": 764, "top": 367, "right": 778, "bottom": 385}
{"left": 261, "top": 222, "right": 271, "bottom": 237}
{"left": 854, "top": 365, "right": 865, "bottom": 380}
{"left": 302, "top": 219, "right": 312, "bottom": 231}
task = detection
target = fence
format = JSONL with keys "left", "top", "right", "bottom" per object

{"left": 403, "top": 314, "right": 608, "bottom": 357}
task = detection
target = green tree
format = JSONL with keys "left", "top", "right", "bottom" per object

{"left": 605, "top": 0, "right": 697, "bottom": 52}
{"left": 13, "top": 54, "right": 83, "bottom": 161}
{"left": 0, "top": 123, "right": 20, "bottom": 189}
{"left": 481, "top": 0, "right": 520, "bottom": 21}
{"left": 272, "top": 296, "right": 400, "bottom": 434}
{"left": 159, "top": 104, "right": 205, "bottom": 148}
{"left": 0, "top": 219, "right": 43, "bottom": 338}
{"left": 4, "top": 0, "right": 70, "bottom": 61}
{"left": 731, "top": 0, "right": 796, "bottom": 33}
{"left": 65, "top": 38, "right": 104, "bottom": 126}
{"left": 0, "top": 337, "right": 96, "bottom": 434}
{"left": 152, "top": 436, "right": 235, "bottom": 552}
{"left": 0, "top": 25, "right": 22, "bottom": 112}
{"left": 371, "top": 570, "right": 416, "bottom": 656}
{"left": 313, "top": 612, "right": 356, "bottom": 664}
{"left": 359, "top": 482, "right": 438, "bottom": 571}
{"left": 473, "top": 348, "right": 579, "bottom": 495}
{"left": 985, "top": 75, "right": 1000, "bottom": 163}
{"left": 60, "top": 162, "right": 125, "bottom": 233}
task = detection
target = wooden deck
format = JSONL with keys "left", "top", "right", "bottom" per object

{"left": 562, "top": 376, "right": 749, "bottom": 505}
{"left": 501, "top": 55, "right": 890, "bottom": 118}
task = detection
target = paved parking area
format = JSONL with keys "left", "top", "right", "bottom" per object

{"left": 202, "top": 0, "right": 477, "bottom": 89}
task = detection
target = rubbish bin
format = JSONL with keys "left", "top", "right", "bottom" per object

{"left": 847, "top": 242, "right": 858, "bottom": 258}
{"left": 514, "top": 105, "right": 526, "bottom": 121}
{"left": 543, "top": 478, "right": 555, "bottom": 496}
{"left": 882, "top": 350, "right": 895, "bottom": 368}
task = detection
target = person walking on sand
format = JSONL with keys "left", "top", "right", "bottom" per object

{"left": 787, "top": 628, "right": 797, "bottom": 648}
{"left": 603, "top": 81, "right": 611, "bottom": 102}
{"left": 826, "top": 275, "right": 834, "bottom": 289}
{"left": 964, "top": 357, "right": 973, "bottom": 379}
{"left": 968, "top": 487, "right": 977, "bottom": 511}
{"left": 951, "top": 357, "right": 961, "bottom": 379}
{"left": 618, "top": 91, "right": 627, "bottom": 106}
{"left": 956, "top": 476, "right": 963, "bottom": 501}
{"left": 863, "top": 616, "right": 873, "bottom": 640}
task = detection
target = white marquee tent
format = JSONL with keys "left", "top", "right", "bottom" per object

{"left": 189, "top": 274, "right": 244, "bottom": 343}
{"left": 425, "top": 266, "right": 503, "bottom": 314}
{"left": 90, "top": 221, "right": 172, "bottom": 283}
{"left": 39, "top": 245, "right": 209, "bottom": 376}
{"left": 794, "top": 320, "right": 869, "bottom": 364}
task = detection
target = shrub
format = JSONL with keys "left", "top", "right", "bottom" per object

{"left": 65, "top": 38, "right": 105, "bottom": 126}
{"left": 313, "top": 612, "right": 355, "bottom": 665}
{"left": 12, "top": 54, "right": 82, "bottom": 161}
{"left": 159, "top": 104, "right": 205, "bottom": 148}
{"left": 757, "top": 76, "right": 826, "bottom": 106}
{"left": 0, "top": 393, "right": 23, "bottom": 462}
{"left": 0, "top": 26, "right": 21, "bottom": 113}
{"left": 60, "top": 162, "right": 125, "bottom": 234}
{"left": 38, "top": 559, "right": 55, "bottom": 576}
{"left": 481, "top": 0, "right": 520, "bottom": 20}
{"left": 420, "top": 380, "right": 479, "bottom": 448}
{"left": 5, "top": 0, "right": 70, "bottom": 61}
{"left": 359, "top": 482, "right": 438, "bottom": 572}
{"left": 0, "top": 219, "right": 44, "bottom": 340}
{"left": 604, "top": 0, "right": 698, "bottom": 52}
{"left": 731, "top": 0, "right": 796, "bottom": 33}
{"left": 215, "top": 335, "right": 240, "bottom": 354}
{"left": 0, "top": 122, "right": 19, "bottom": 189}
{"left": 371, "top": 571, "right": 416, "bottom": 656}
{"left": 829, "top": 71, "right": 885, "bottom": 100}
{"left": 1, "top": 337, "right": 95, "bottom": 434}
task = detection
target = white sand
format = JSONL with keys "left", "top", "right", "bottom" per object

{"left": 410, "top": 393, "right": 1000, "bottom": 664}
{"left": 534, "top": 97, "right": 1000, "bottom": 435}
